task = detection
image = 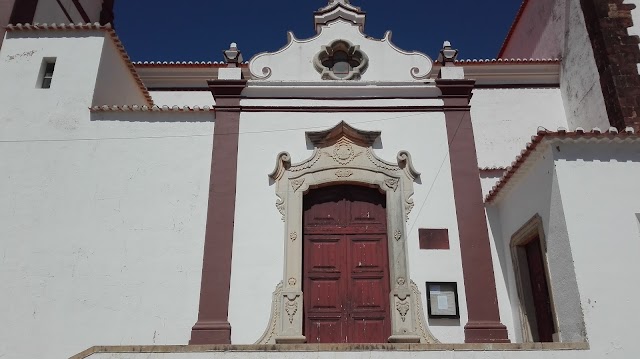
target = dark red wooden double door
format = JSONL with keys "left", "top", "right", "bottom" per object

{"left": 303, "top": 185, "right": 391, "bottom": 343}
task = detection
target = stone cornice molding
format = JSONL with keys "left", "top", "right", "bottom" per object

{"left": 306, "top": 120, "right": 379, "bottom": 147}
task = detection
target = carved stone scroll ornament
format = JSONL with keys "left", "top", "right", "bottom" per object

{"left": 411, "top": 280, "right": 440, "bottom": 344}
{"left": 255, "top": 281, "right": 283, "bottom": 344}
{"left": 275, "top": 196, "right": 285, "bottom": 222}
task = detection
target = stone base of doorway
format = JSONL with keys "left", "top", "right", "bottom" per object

{"left": 71, "top": 342, "right": 589, "bottom": 359}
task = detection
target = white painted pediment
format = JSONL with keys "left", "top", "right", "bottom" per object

{"left": 249, "top": 20, "right": 433, "bottom": 82}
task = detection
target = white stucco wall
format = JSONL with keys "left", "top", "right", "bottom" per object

{"left": 93, "top": 35, "right": 147, "bottom": 106}
{"left": 150, "top": 91, "right": 216, "bottom": 107}
{"left": 490, "top": 146, "right": 560, "bottom": 343}
{"left": 471, "top": 88, "right": 567, "bottom": 168}
{"left": 230, "top": 108, "right": 467, "bottom": 344}
{"left": 0, "top": 33, "right": 217, "bottom": 359}
{"left": 553, "top": 141, "right": 640, "bottom": 357}
{"left": 488, "top": 139, "right": 640, "bottom": 358}
{"left": 560, "top": 0, "right": 610, "bottom": 130}
{"left": 500, "top": 0, "right": 610, "bottom": 131}
{"left": 480, "top": 173, "right": 502, "bottom": 198}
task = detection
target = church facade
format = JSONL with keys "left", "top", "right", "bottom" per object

{"left": 1, "top": 0, "right": 639, "bottom": 358}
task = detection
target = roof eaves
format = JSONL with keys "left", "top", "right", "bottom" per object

{"left": 485, "top": 126, "right": 639, "bottom": 203}
{"left": 90, "top": 105, "right": 214, "bottom": 112}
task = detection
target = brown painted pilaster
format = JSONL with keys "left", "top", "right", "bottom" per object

{"left": 189, "top": 79, "right": 247, "bottom": 345}
{"left": 436, "top": 79, "right": 510, "bottom": 344}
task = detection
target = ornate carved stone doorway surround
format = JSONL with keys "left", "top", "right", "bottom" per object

{"left": 257, "top": 121, "right": 438, "bottom": 344}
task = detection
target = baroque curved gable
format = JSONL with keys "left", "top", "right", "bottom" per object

{"left": 249, "top": 20, "right": 433, "bottom": 82}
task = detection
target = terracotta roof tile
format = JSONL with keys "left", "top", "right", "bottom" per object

{"left": 90, "top": 105, "right": 213, "bottom": 112}
{"left": 134, "top": 61, "right": 249, "bottom": 68}
{"left": 434, "top": 58, "right": 560, "bottom": 65}
{"left": 485, "top": 127, "right": 639, "bottom": 203}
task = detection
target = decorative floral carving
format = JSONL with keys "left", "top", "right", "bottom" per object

{"left": 396, "top": 298, "right": 410, "bottom": 322}
{"left": 385, "top": 178, "right": 399, "bottom": 191}
{"left": 405, "top": 200, "right": 415, "bottom": 221}
{"left": 366, "top": 149, "right": 399, "bottom": 172}
{"left": 290, "top": 178, "right": 305, "bottom": 192}
{"left": 394, "top": 229, "right": 402, "bottom": 241}
{"left": 335, "top": 169, "right": 353, "bottom": 178}
{"left": 276, "top": 198, "right": 285, "bottom": 222}
{"left": 285, "top": 297, "right": 298, "bottom": 324}
{"left": 288, "top": 277, "right": 297, "bottom": 286}
{"left": 325, "top": 138, "right": 362, "bottom": 165}
{"left": 289, "top": 231, "right": 298, "bottom": 241}
{"left": 397, "top": 277, "right": 406, "bottom": 286}
{"left": 289, "top": 150, "right": 321, "bottom": 172}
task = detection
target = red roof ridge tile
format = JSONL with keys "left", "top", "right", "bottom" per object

{"left": 90, "top": 105, "right": 214, "bottom": 112}
{"left": 434, "top": 58, "right": 560, "bottom": 65}
{"left": 134, "top": 61, "right": 249, "bottom": 68}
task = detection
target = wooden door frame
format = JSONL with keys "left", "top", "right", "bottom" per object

{"left": 510, "top": 214, "right": 559, "bottom": 343}
{"left": 256, "top": 121, "right": 438, "bottom": 344}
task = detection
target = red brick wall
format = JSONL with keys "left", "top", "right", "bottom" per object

{"left": 581, "top": 0, "right": 640, "bottom": 131}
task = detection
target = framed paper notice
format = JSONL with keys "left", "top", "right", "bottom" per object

{"left": 426, "top": 282, "right": 460, "bottom": 319}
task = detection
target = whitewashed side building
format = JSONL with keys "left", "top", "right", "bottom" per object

{"left": 1, "top": 1, "right": 639, "bottom": 358}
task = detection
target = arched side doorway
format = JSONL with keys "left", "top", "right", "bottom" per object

{"left": 303, "top": 185, "right": 391, "bottom": 343}
{"left": 256, "top": 121, "right": 438, "bottom": 344}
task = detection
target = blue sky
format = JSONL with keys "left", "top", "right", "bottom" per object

{"left": 114, "top": 0, "right": 522, "bottom": 62}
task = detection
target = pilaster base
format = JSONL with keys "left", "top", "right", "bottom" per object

{"left": 275, "top": 335, "right": 307, "bottom": 344}
{"left": 464, "top": 321, "right": 510, "bottom": 343}
{"left": 189, "top": 321, "right": 231, "bottom": 345}
{"left": 388, "top": 334, "right": 421, "bottom": 343}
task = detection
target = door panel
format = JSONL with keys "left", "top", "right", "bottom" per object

{"left": 350, "top": 237, "right": 385, "bottom": 271}
{"left": 525, "top": 237, "right": 555, "bottom": 342}
{"left": 303, "top": 185, "right": 390, "bottom": 343}
{"left": 350, "top": 317, "right": 386, "bottom": 343}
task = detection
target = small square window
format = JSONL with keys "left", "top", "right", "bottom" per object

{"left": 38, "top": 58, "right": 56, "bottom": 89}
